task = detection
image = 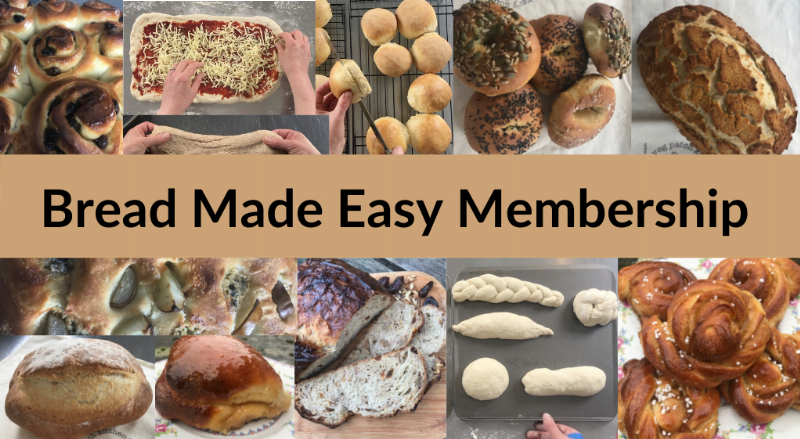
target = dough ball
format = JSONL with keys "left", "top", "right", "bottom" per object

{"left": 573, "top": 288, "right": 618, "bottom": 327}
{"left": 407, "top": 114, "right": 450, "bottom": 154}
{"left": 366, "top": 117, "right": 409, "bottom": 154}
{"left": 329, "top": 59, "right": 372, "bottom": 104}
{"left": 462, "top": 358, "right": 508, "bottom": 401}
{"left": 362, "top": 8, "right": 397, "bottom": 46}
{"left": 407, "top": 74, "right": 451, "bottom": 113}
{"left": 410, "top": 33, "right": 451, "bottom": 74}
{"left": 374, "top": 43, "right": 412, "bottom": 77}
{"left": 315, "top": 28, "right": 331, "bottom": 66}
{"left": 316, "top": 0, "right": 332, "bottom": 27}
{"left": 395, "top": 0, "right": 437, "bottom": 39}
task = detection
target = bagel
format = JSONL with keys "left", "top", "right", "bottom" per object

{"left": 530, "top": 15, "right": 588, "bottom": 95}
{"left": 547, "top": 74, "right": 615, "bottom": 149}
{"left": 583, "top": 3, "right": 631, "bottom": 78}
{"left": 453, "top": 0, "right": 541, "bottom": 96}
{"left": 366, "top": 117, "right": 409, "bottom": 154}
{"left": 465, "top": 83, "right": 543, "bottom": 154}
{"left": 362, "top": 9, "right": 397, "bottom": 46}
{"left": 329, "top": 59, "right": 372, "bottom": 104}
{"left": 315, "top": 28, "right": 331, "bottom": 66}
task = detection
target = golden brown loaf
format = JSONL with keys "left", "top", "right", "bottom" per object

{"left": 410, "top": 32, "right": 451, "bottom": 74}
{"left": 637, "top": 5, "right": 797, "bottom": 154}
{"left": 361, "top": 8, "right": 397, "bottom": 46}
{"left": 407, "top": 73, "right": 451, "bottom": 113}
{"left": 5, "top": 338, "right": 152, "bottom": 439}
{"left": 395, "top": 0, "right": 436, "bottom": 39}
{"left": 374, "top": 42, "right": 411, "bottom": 77}
{"left": 465, "top": 83, "right": 543, "bottom": 154}
{"left": 583, "top": 3, "right": 631, "bottom": 78}
{"left": 315, "top": 27, "right": 330, "bottom": 66}
{"left": 366, "top": 116, "right": 408, "bottom": 154}
{"left": 407, "top": 113, "right": 451, "bottom": 154}
{"left": 619, "top": 261, "right": 697, "bottom": 321}
{"left": 0, "top": 258, "right": 297, "bottom": 335}
{"left": 547, "top": 74, "right": 615, "bottom": 148}
{"left": 156, "top": 336, "right": 291, "bottom": 434}
{"left": 530, "top": 15, "right": 588, "bottom": 96}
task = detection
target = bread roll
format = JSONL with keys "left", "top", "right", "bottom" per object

{"left": 84, "top": 21, "right": 122, "bottom": 81}
{"left": 583, "top": 3, "right": 630, "bottom": 79}
{"left": 78, "top": 0, "right": 121, "bottom": 29}
{"left": 315, "top": 27, "right": 330, "bottom": 66}
{"left": 547, "top": 74, "right": 615, "bottom": 149}
{"left": 408, "top": 73, "right": 450, "bottom": 113}
{"left": 25, "top": 25, "right": 101, "bottom": 93}
{"left": 34, "top": 0, "right": 80, "bottom": 32}
{"left": 465, "top": 83, "right": 543, "bottom": 154}
{"left": 374, "top": 42, "right": 411, "bottom": 77}
{"left": 0, "top": 0, "right": 35, "bottom": 42}
{"left": 5, "top": 338, "right": 152, "bottom": 439}
{"left": 0, "top": 32, "right": 33, "bottom": 105}
{"left": 329, "top": 59, "right": 372, "bottom": 104}
{"left": 0, "top": 96, "right": 22, "bottom": 153}
{"left": 395, "top": 0, "right": 436, "bottom": 39}
{"left": 407, "top": 113, "right": 450, "bottom": 154}
{"left": 361, "top": 8, "right": 397, "bottom": 46}
{"left": 410, "top": 32, "right": 451, "bottom": 74}
{"left": 315, "top": 74, "right": 328, "bottom": 90}
{"left": 315, "top": 0, "right": 332, "bottom": 28}
{"left": 530, "top": 15, "right": 588, "bottom": 95}
{"left": 366, "top": 117, "right": 408, "bottom": 154}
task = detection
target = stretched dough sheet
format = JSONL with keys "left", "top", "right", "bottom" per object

{"left": 129, "top": 12, "right": 284, "bottom": 104}
{"left": 149, "top": 126, "right": 284, "bottom": 154}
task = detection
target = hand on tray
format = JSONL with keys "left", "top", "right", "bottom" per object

{"left": 122, "top": 122, "right": 170, "bottom": 155}
{"left": 527, "top": 413, "right": 582, "bottom": 439}
{"left": 264, "top": 129, "right": 320, "bottom": 155}
{"left": 157, "top": 60, "right": 205, "bottom": 115}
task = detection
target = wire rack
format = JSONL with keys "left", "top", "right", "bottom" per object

{"left": 348, "top": 0, "right": 454, "bottom": 154}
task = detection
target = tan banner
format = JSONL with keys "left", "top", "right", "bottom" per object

{"left": 0, "top": 155, "right": 795, "bottom": 257}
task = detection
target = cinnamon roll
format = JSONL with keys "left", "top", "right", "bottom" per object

{"left": 84, "top": 20, "right": 120, "bottom": 80}
{"left": 0, "top": 0, "right": 34, "bottom": 42}
{"left": 78, "top": 0, "right": 120, "bottom": 29}
{"left": 0, "top": 31, "right": 32, "bottom": 104}
{"left": 15, "top": 77, "right": 121, "bottom": 154}
{"left": 640, "top": 280, "right": 771, "bottom": 388}
{"left": 767, "top": 329, "right": 800, "bottom": 395}
{"left": 619, "top": 358, "right": 720, "bottom": 439}
{"left": 619, "top": 261, "right": 697, "bottom": 321}
{"left": 710, "top": 258, "right": 800, "bottom": 327}
{"left": 24, "top": 25, "right": 99, "bottom": 93}
{"left": 0, "top": 95, "right": 22, "bottom": 153}
{"left": 34, "top": 0, "right": 79, "bottom": 32}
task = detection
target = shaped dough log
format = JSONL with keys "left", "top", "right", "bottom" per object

{"left": 452, "top": 312, "right": 553, "bottom": 340}
{"left": 522, "top": 366, "right": 606, "bottom": 396}
{"left": 452, "top": 274, "right": 564, "bottom": 306}
{"left": 149, "top": 126, "right": 285, "bottom": 155}
{"left": 573, "top": 288, "right": 618, "bottom": 327}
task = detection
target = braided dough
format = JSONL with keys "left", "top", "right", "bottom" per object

{"left": 149, "top": 126, "right": 284, "bottom": 155}
{"left": 452, "top": 274, "right": 564, "bottom": 306}
{"left": 453, "top": 312, "right": 553, "bottom": 340}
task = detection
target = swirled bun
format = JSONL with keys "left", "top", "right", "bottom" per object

{"left": 454, "top": 1, "right": 540, "bottom": 96}
{"left": 547, "top": 74, "right": 615, "bottom": 149}
{"left": 407, "top": 73, "right": 450, "bottom": 113}
{"left": 374, "top": 43, "right": 411, "bottom": 77}
{"left": 410, "top": 32, "right": 451, "bottom": 74}
{"left": 34, "top": 0, "right": 80, "bottom": 32}
{"left": 315, "top": 0, "right": 332, "bottom": 28}
{"left": 361, "top": 8, "right": 397, "bottom": 46}
{"left": 78, "top": 1, "right": 121, "bottom": 28}
{"left": 315, "top": 27, "right": 330, "bottom": 66}
{"left": 329, "top": 59, "right": 371, "bottom": 104}
{"left": 407, "top": 113, "right": 450, "bottom": 154}
{"left": 84, "top": 21, "right": 122, "bottom": 81}
{"left": 0, "top": 96, "right": 22, "bottom": 153}
{"left": 0, "top": 0, "right": 35, "bottom": 42}
{"left": 366, "top": 117, "right": 408, "bottom": 154}
{"left": 530, "top": 15, "right": 588, "bottom": 95}
{"left": 465, "top": 83, "right": 543, "bottom": 154}
{"left": 25, "top": 26, "right": 100, "bottom": 93}
{"left": 395, "top": 0, "right": 436, "bottom": 39}
{"left": 0, "top": 32, "right": 33, "bottom": 104}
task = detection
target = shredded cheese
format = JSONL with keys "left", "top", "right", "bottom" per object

{"left": 137, "top": 21, "right": 278, "bottom": 97}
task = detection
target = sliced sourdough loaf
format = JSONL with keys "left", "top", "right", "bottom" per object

{"left": 411, "top": 305, "right": 447, "bottom": 392}
{"left": 341, "top": 301, "right": 423, "bottom": 366}
{"left": 295, "top": 346, "right": 428, "bottom": 428}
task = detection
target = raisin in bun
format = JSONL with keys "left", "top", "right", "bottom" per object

{"left": 374, "top": 42, "right": 411, "bottom": 77}
{"left": 0, "top": 31, "right": 33, "bottom": 104}
{"left": 25, "top": 26, "right": 100, "bottom": 93}
{"left": 530, "top": 15, "right": 588, "bottom": 95}
{"left": 407, "top": 113, "right": 450, "bottom": 154}
{"left": 315, "top": 27, "right": 330, "bottom": 66}
{"left": 547, "top": 74, "right": 615, "bottom": 149}
{"left": 0, "top": 0, "right": 34, "bottom": 42}
{"left": 361, "top": 8, "right": 397, "bottom": 46}
{"left": 0, "top": 95, "right": 22, "bottom": 153}
{"left": 410, "top": 32, "right": 451, "bottom": 74}
{"left": 366, "top": 116, "right": 408, "bottom": 154}
{"left": 78, "top": 0, "right": 120, "bottom": 29}
{"left": 156, "top": 336, "right": 292, "bottom": 434}
{"left": 407, "top": 73, "right": 451, "bottom": 113}
{"left": 329, "top": 58, "right": 372, "bottom": 103}
{"left": 84, "top": 21, "right": 122, "bottom": 81}
{"left": 395, "top": 0, "right": 436, "bottom": 39}
{"left": 465, "top": 83, "right": 543, "bottom": 154}
{"left": 34, "top": 0, "right": 80, "bottom": 32}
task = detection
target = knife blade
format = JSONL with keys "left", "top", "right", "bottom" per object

{"left": 323, "top": 32, "right": 392, "bottom": 154}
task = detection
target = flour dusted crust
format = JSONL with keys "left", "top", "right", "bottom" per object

{"left": 129, "top": 13, "right": 284, "bottom": 104}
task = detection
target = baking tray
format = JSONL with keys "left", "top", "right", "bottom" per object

{"left": 123, "top": 1, "right": 315, "bottom": 116}
{"left": 452, "top": 264, "right": 618, "bottom": 422}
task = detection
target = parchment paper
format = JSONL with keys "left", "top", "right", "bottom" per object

{"left": 452, "top": 0, "right": 632, "bottom": 155}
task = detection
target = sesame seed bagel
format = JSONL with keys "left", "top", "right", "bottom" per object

{"left": 465, "top": 83, "right": 543, "bottom": 154}
{"left": 530, "top": 15, "right": 588, "bottom": 96}
{"left": 547, "top": 74, "right": 615, "bottom": 149}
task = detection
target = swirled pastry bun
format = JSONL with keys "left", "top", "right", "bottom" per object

{"left": 0, "top": 95, "right": 22, "bottom": 153}
{"left": 25, "top": 26, "right": 100, "bottom": 93}
{"left": 34, "top": 0, "right": 80, "bottom": 32}
{"left": 156, "top": 336, "right": 292, "bottom": 434}
{"left": 84, "top": 21, "right": 122, "bottom": 80}
{"left": 0, "top": 0, "right": 35, "bottom": 42}
{"left": 0, "top": 31, "right": 33, "bottom": 104}
{"left": 78, "top": 0, "right": 121, "bottom": 29}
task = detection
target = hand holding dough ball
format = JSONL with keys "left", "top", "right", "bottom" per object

{"left": 315, "top": 28, "right": 330, "bottom": 66}
{"left": 374, "top": 43, "right": 412, "bottom": 77}
{"left": 315, "top": 74, "right": 328, "bottom": 90}
{"left": 411, "top": 33, "right": 451, "bottom": 74}
{"left": 466, "top": 84, "right": 543, "bottom": 154}
{"left": 408, "top": 74, "right": 451, "bottom": 113}
{"left": 463, "top": 358, "right": 508, "bottom": 401}
{"left": 583, "top": 3, "right": 631, "bottom": 78}
{"left": 329, "top": 59, "right": 372, "bottom": 104}
{"left": 362, "top": 9, "right": 397, "bottom": 46}
{"left": 366, "top": 117, "right": 409, "bottom": 154}
{"left": 316, "top": 0, "right": 332, "bottom": 27}
{"left": 453, "top": 312, "right": 553, "bottom": 340}
{"left": 407, "top": 114, "right": 451, "bottom": 154}
{"left": 573, "top": 288, "right": 618, "bottom": 326}
{"left": 522, "top": 367, "right": 606, "bottom": 397}
{"left": 395, "top": 0, "right": 437, "bottom": 39}
{"left": 547, "top": 74, "right": 615, "bottom": 148}
{"left": 530, "top": 15, "right": 588, "bottom": 95}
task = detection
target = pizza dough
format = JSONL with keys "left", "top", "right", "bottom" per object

{"left": 129, "top": 13, "right": 284, "bottom": 104}
{"left": 522, "top": 366, "right": 606, "bottom": 397}
{"left": 572, "top": 288, "right": 618, "bottom": 327}
{"left": 148, "top": 126, "right": 285, "bottom": 155}
{"left": 452, "top": 312, "right": 553, "bottom": 340}
{"left": 462, "top": 358, "right": 508, "bottom": 400}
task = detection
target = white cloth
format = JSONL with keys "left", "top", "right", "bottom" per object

{"left": 452, "top": 0, "right": 632, "bottom": 154}
{"left": 0, "top": 336, "right": 155, "bottom": 439}
{"left": 631, "top": 0, "right": 800, "bottom": 154}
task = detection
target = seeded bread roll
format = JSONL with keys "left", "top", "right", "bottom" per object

{"left": 583, "top": 3, "right": 630, "bottom": 79}
{"left": 374, "top": 42, "right": 411, "bottom": 77}
{"left": 410, "top": 32, "right": 451, "bottom": 74}
{"left": 34, "top": 0, "right": 80, "bottom": 32}
{"left": 530, "top": 15, "right": 588, "bottom": 96}
{"left": 361, "top": 8, "right": 397, "bottom": 46}
{"left": 395, "top": 0, "right": 436, "bottom": 39}
{"left": 329, "top": 58, "right": 372, "bottom": 104}
{"left": 407, "top": 113, "right": 450, "bottom": 154}
{"left": 465, "top": 83, "right": 542, "bottom": 154}
{"left": 408, "top": 73, "right": 451, "bottom": 113}
{"left": 314, "top": 27, "right": 330, "bottom": 66}
{"left": 548, "top": 74, "right": 615, "bottom": 149}
{"left": 315, "top": 0, "right": 332, "bottom": 28}
{"left": 366, "top": 116, "right": 409, "bottom": 154}
{"left": 454, "top": 0, "right": 541, "bottom": 96}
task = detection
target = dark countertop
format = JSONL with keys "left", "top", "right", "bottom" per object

{"left": 155, "top": 335, "right": 294, "bottom": 364}
{"left": 0, "top": 335, "right": 154, "bottom": 363}
{"left": 298, "top": 258, "right": 447, "bottom": 286}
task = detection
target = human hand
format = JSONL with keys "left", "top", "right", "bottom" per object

{"left": 327, "top": 90, "right": 352, "bottom": 154}
{"left": 122, "top": 122, "right": 170, "bottom": 155}
{"left": 315, "top": 81, "right": 338, "bottom": 115}
{"left": 527, "top": 414, "right": 582, "bottom": 439}
{"left": 157, "top": 60, "right": 204, "bottom": 115}
{"left": 276, "top": 30, "right": 311, "bottom": 78}
{"left": 391, "top": 146, "right": 405, "bottom": 155}
{"left": 263, "top": 129, "right": 320, "bottom": 155}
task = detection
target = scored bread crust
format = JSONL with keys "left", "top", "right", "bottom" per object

{"left": 129, "top": 13, "right": 284, "bottom": 104}
{"left": 637, "top": 5, "right": 796, "bottom": 154}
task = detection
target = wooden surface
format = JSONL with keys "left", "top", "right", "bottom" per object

{"left": 296, "top": 271, "right": 447, "bottom": 439}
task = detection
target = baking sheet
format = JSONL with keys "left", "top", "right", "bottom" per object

{"left": 452, "top": 264, "right": 617, "bottom": 421}
{"left": 451, "top": 0, "right": 632, "bottom": 155}
{"left": 123, "top": 1, "right": 315, "bottom": 116}
{"left": 631, "top": 0, "right": 800, "bottom": 155}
